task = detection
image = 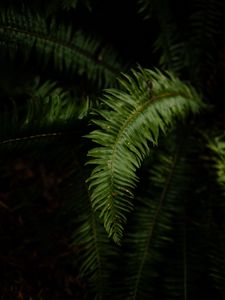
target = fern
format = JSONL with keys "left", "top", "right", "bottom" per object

{"left": 186, "top": 0, "right": 225, "bottom": 84}
{"left": 87, "top": 67, "right": 203, "bottom": 243}
{"left": 0, "top": 85, "right": 114, "bottom": 299}
{"left": 189, "top": 0, "right": 225, "bottom": 43}
{"left": 207, "top": 135, "right": 225, "bottom": 298}
{"left": 0, "top": 81, "right": 85, "bottom": 154}
{"left": 0, "top": 0, "right": 224, "bottom": 298}
{"left": 209, "top": 228, "right": 225, "bottom": 299}
{"left": 208, "top": 135, "right": 225, "bottom": 191}
{"left": 0, "top": 9, "right": 123, "bottom": 88}
{"left": 154, "top": 22, "right": 185, "bottom": 73}
{"left": 112, "top": 132, "right": 197, "bottom": 299}
{"left": 153, "top": 0, "right": 185, "bottom": 73}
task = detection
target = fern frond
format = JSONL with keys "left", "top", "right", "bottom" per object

{"left": 187, "top": 0, "right": 225, "bottom": 83}
{"left": 208, "top": 135, "right": 225, "bottom": 191}
{"left": 152, "top": 0, "right": 185, "bottom": 73}
{"left": 87, "top": 67, "right": 203, "bottom": 243}
{"left": 190, "top": 0, "right": 225, "bottom": 42}
{"left": 154, "top": 23, "right": 185, "bottom": 73}
{"left": 158, "top": 130, "right": 219, "bottom": 299}
{"left": 0, "top": 88, "right": 114, "bottom": 299}
{"left": 115, "top": 133, "right": 194, "bottom": 299}
{"left": 0, "top": 9, "right": 123, "bottom": 88}
{"left": 208, "top": 228, "right": 225, "bottom": 299}
{"left": 0, "top": 85, "right": 84, "bottom": 154}
{"left": 162, "top": 217, "right": 209, "bottom": 300}
{"left": 207, "top": 134, "right": 225, "bottom": 297}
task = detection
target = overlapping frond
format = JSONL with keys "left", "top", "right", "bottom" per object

{"left": 0, "top": 82, "right": 85, "bottom": 154}
{"left": 163, "top": 216, "right": 209, "bottom": 300}
{"left": 114, "top": 133, "right": 193, "bottom": 299}
{"left": 87, "top": 67, "right": 203, "bottom": 243}
{"left": 189, "top": 0, "right": 225, "bottom": 44}
{"left": 154, "top": 21, "right": 185, "bottom": 73}
{"left": 137, "top": 0, "right": 185, "bottom": 73}
{"left": 187, "top": 0, "right": 225, "bottom": 84}
{"left": 0, "top": 75, "right": 113, "bottom": 298}
{"left": 0, "top": 9, "right": 123, "bottom": 88}
{"left": 153, "top": 0, "right": 185, "bottom": 73}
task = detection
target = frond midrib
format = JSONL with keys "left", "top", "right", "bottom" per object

{"left": 109, "top": 90, "right": 190, "bottom": 206}
{"left": 0, "top": 132, "right": 63, "bottom": 145}
{"left": 112, "top": 90, "right": 187, "bottom": 147}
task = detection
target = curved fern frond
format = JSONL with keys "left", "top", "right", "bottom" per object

{"left": 0, "top": 9, "right": 123, "bottom": 87}
{"left": 87, "top": 67, "right": 203, "bottom": 243}
{"left": 116, "top": 133, "right": 194, "bottom": 299}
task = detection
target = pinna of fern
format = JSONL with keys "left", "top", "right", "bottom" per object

{"left": 87, "top": 67, "right": 203, "bottom": 243}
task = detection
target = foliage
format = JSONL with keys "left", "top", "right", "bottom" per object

{"left": 0, "top": 0, "right": 225, "bottom": 299}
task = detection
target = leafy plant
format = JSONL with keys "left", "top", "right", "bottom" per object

{"left": 0, "top": 0, "right": 225, "bottom": 299}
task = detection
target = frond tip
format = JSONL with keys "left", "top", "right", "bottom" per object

{"left": 87, "top": 67, "right": 203, "bottom": 244}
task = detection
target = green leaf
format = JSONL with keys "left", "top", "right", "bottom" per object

{"left": 0, "top": 9, "right": 123, "bottom": 88}
{"left": 87, "top": 67, "right": 203, "bottom": 243}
